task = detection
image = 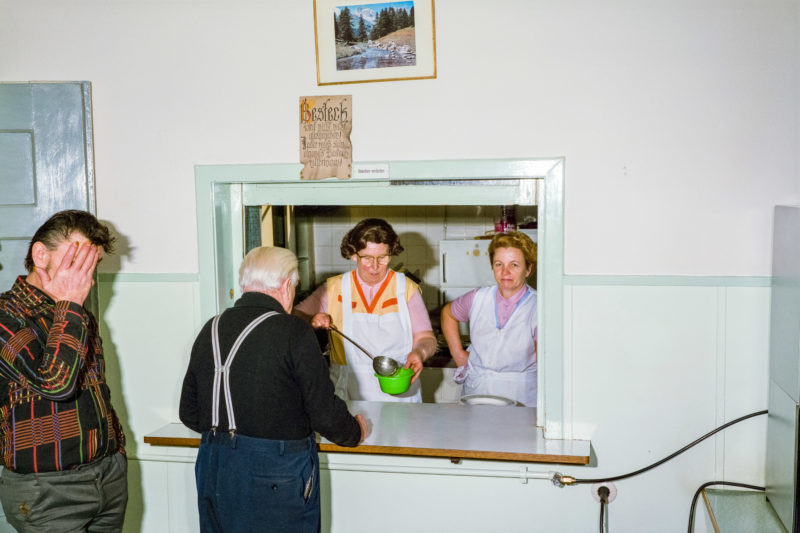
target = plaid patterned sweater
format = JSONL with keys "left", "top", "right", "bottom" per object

{"left": 0, "top": 276, "right": 124, "bottom": 474}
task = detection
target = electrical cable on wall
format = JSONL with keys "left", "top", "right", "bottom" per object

{"left": 686, "top": 481, "right": 765, "bottom": 533}
{"left": 549, "top": 410, "right": 769, "bottom": 532}
{"left": 552, "top": 409, "right": 767, "bottom": 486}
{"left": 597, "top": 485, "right": 610, "bottom": 533}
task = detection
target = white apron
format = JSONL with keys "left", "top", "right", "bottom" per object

{"left": 462, "top": 285, "right": 538, "bottom": 406}
{"left": 329, "top": 271, "right": 421, "bottom": 402}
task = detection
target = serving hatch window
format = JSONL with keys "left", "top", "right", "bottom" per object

{"left": 242, "top": 204, "right": 538, "bottom": 305}
{"left": 243, "top": 204, "right": 539, "bottom": 404}
{"left": 196, "top": 159, "right": 567, "bottom": 436}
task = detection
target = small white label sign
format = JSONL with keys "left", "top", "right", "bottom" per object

{"left": 352, "top": 163, "right": 390, "bottom": 180}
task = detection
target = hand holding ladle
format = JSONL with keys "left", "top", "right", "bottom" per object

{"left": 328, "top": 325, "right": 400, "bottom": 377}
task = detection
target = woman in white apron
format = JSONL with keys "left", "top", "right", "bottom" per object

{"left": 440, "top": 231, "right": 538, "bottom": 407}
{"left": 293, "top": 218, "right": 437, "bottom": 402}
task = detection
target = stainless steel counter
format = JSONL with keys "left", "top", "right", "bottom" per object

{"left": 145, "top": 401, "right": 590, "bottom": 465}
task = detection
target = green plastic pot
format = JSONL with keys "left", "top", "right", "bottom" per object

{"left": 375, "top": 367, "right": 414, "bottom": 394}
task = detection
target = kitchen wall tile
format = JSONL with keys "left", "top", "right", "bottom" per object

{"left": 429, "top": 244, "right": 441, "bottom": 267}
{"left": 399, "top": 231, "right": 428, "bottom": 248}
{"left": 349, "top": 206, "right": 370, "bottom": 222}
{"left": 316, "top": 245, "right": 333, "bottom": 267}
{"left": 424, "top": 294, "right": 439, "bottom": 309}
{"left": 446, "top": 225, "right": 467, "bottom": 239}
{"left": 309, "top": 205, "right": 505, "bottom": 302}
{"left": 404, "top": 223, "right": 428, "bottom": 236}
{"left": 313, "top": 220, "right": 333, "bottom": 245}
{"left": 334, "top": 255, "right": 353, "bottom": 270}
{"left": 330, "top": 222, "right": 350, "bottom": 240}
{"left": 381, "top": 206, "right": 407, "bottom": 221}
{"left": 423, "top": 262, "right": 440, "bottom": 285}
{"left": 425, "top": 206, "right": 445, "bottom": 220}
{"left": 392, "top": 245, "right": 408, "bottom": 261}
{"left": 406, "top": 244, "right": 428, "bottom": 265}
{"left": 425, "top": 223, "right": 445, "bottom": 243}
{"left": 405, "top": 205, "right": 427, "bottom": 220}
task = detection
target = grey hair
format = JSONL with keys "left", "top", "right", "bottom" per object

{"left": 239, "top": 246, "right": 299, "bottom": 292}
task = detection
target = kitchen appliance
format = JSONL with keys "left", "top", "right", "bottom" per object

{"left": 766, "top": 206, "right": 800, "bottom": 532}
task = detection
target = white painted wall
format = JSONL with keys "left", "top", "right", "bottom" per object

{"left": 96, "top": 279, "right": 770, "bottom": 533}
{"left": 1, "top": 1, "right": 797, "bottom": 532}
{"left": 0, "top": 0, "right": 796, "bottom": 275}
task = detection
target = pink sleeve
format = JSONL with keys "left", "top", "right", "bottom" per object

{"left": 407, "top": 290, "right": 433, "bottom": 334}
{"left": 449, "top": 288, "right": 479, "bottom": 322}
{"left": 294, "top": 283, "right": 328, "bottom": 315}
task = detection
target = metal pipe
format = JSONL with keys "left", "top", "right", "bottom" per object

{"left": 285, "top": 205, "right": 296, "bottom": 253}
{"left": 320, "top": 461, "right": 559, "bottom": 484}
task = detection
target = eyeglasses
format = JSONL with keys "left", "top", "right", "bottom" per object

{"left": 357, "top": 254, "right": 391, "bottom": 266}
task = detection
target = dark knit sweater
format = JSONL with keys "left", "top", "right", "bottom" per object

{"left": 179, "top": 292, "right": 360, "bottom": 447}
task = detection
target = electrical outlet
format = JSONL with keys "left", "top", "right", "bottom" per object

{"left": 591, "top": 482, "right": 618, "bottom": 503}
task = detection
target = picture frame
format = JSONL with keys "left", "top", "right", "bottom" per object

{"left": 313, "top": 0, "right": 436, "bottom": 85}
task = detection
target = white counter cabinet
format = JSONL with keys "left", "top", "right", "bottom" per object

{"left": 141, "top": 402, "right": 590, "bottom": 533}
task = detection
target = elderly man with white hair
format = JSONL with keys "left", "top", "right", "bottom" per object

{"left": 180, "top": 246, "right": 368, "bottom": 533}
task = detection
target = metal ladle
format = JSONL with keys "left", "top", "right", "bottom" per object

{"left": 329, "top": 325, "right": 400, "bottom": 377}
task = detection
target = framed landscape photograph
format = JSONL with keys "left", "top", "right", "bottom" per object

{"left": 314, "top": 0, "right": 436, "bottom": 85}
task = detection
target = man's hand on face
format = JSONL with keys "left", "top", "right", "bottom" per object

{"left": 37, "top": 242, "right": 100, "bottom": 306}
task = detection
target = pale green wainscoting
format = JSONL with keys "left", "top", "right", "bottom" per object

{"left": 96, "top": 274, "right": 201, "bottom": 533}
{"left": 73, "top": 274, "right": 770, "bottom": 533}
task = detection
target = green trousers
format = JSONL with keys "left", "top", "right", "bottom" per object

{"left": 0, "top": 452, "right": 127, "bottom": 533}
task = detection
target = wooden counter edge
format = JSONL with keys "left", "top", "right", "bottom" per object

{"left": 144, "top": 435, "right": 202, "bottom": 447}
{"left": 319, "top": 443, "right": 590, "bottom": 465}
{"left": 143, "top": 435, "right": 590, "bottom": 465}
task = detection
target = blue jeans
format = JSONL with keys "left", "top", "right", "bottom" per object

{"left": 195, "top": 431, "right": 320, "bottom": 533}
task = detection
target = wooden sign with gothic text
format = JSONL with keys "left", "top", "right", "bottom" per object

{"left": 299, "top": 95, "right": 352, "bottom": 180}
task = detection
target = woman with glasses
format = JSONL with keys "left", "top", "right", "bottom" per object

{"left": 440, "top": 231, "right": 538, "bottom": 406}
{"left": 294, "top": 218, "right": 437, "bottom": 402}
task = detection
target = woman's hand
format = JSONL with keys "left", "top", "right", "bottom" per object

{"left": 405, "top": 333, "right": 436, "bottom": 383}
{"left": 404, "top": 353, "right": 424, "bottom": 383}
{"left": 450, "top": 347, "right": 470, "bottom": 368}
{"left": 440, "top": 303, "right": 470, "bottom": 367}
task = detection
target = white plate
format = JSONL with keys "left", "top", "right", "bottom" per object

{"left": 459, "top": 394, "right": 516, "bottom": 406}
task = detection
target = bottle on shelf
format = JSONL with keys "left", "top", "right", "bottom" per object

{"left": 494, "top": 205, "right": 517, "bottom": 233}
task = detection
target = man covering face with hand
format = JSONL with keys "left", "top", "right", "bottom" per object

{"left": 0, "top": 210, "right": 127, "bottom": 533}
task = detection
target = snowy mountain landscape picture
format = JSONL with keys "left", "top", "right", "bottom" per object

{"left": 314, "top": 0, "right": 436, "bottom": 84}
{"left": 334, "top": 2, "right": 416, "bottom": 71}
